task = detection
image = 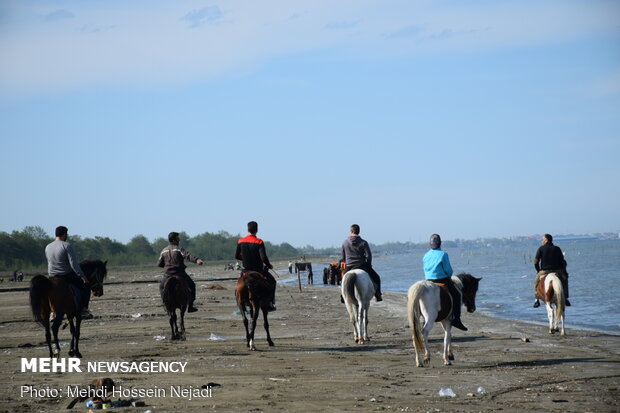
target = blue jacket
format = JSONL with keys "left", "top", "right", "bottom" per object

{"left": 423, "top": 249, "right": 453, "bottom": 280}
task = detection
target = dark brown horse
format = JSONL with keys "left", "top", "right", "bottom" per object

{"left": 29, "top": 260, "right": 107, "bottom": 358}
{"left": 235, "top": 271, "right": 275, "bottom": 350}
{"left": 161, "top": 275, "right": 189, "bottom": 340}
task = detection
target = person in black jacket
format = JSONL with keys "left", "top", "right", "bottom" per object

{"left": 235, "top": 221, "right": 277, "bottom": 311}
{"left": 533, "top": 233, "right": 571, "bottom": 307}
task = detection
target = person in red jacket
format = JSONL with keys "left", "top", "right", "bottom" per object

{"left": 235, "top": 221, "right": 277, "bottom": 311}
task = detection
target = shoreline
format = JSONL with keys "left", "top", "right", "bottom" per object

{"left": 1, "top": 264, "right": 618, "bottom": 412}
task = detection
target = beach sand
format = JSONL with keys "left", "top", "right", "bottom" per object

{"left": 0, "top": 263, "right": 618, "bottom": 412}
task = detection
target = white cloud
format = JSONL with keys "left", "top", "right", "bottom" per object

{"left": 0, "top": 0, "right": 617, "bottom": 98}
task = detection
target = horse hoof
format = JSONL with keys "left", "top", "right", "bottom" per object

{"left": 444, "top": 361, "right": 452, "bottom": 366}
{"left": 268, "top": 341, "right": 274, "bottom": 347}
{"left": 250, "top": 347, "right": 257, "bottom": 351}
{"left": 75, "top": 352, "right": 82, "bottom": 358}
{"left": 358, "top": 340, "right": 365, "bottom": 345}
{"left": 448, "top": 354, "right": 455, "bottom": 361}
{"left": 68, "top": 350, "right": 75, "bottom": 357}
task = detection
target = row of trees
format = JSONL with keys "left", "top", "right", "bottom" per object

{"left": 0, "top": 226, "right": 299, "bottom": 270}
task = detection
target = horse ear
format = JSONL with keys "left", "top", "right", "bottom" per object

{"left": 476, "top": 277, "right": 482, "bottom": 281}
{"left": 104, "top": 260, "right": 108, "bottom": 266}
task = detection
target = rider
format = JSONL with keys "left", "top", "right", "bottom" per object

{"left": 533, "top": 233, "right": 570, "bottom": 307}
{"left": 422, "top": 234, "right": 468, "bottom": 331}
{"left": 45, "top": 226, "right": 93, "bottom": 319}
{"left": 341, "top": 224, "right": 383, "bottom": 302}
{"left": 235, "top": 221, "right": 277, "bottom": 311}
{"left": 157, "top": 232, "right": 204, "bottom": 313}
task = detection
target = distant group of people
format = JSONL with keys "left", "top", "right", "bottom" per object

{"left": 44, "top": 222, "right": 570, "bottom": 329}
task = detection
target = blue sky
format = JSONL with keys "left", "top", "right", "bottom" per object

{"left": 1, "top": 0, "right": 619, "bottom": 247}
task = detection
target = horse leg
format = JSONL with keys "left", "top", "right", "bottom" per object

{"left": 43, "top": 319, "right": 53, "bottom": 358}
{"left": 240, "top": 307, "right": 251, "bottom": 348}
{"left": 352, "top": 304, "right": 360, "bottom": 343}
{"left": 169, "top": 311, "right": 178, "bottom": 340}
{"left": 545, "top": 303, "right": 555, "bottom": 334}
{"left": 180, "top": 309, "right": 186, "bottom": 341}
{"left": 441, "top": 320, "right": 453, "bottom": 366}
{"left": 360, "top": 302, "right": 370, "bottom": 343}
{"left": 421, "top": 317, "right": 434, "bottom": 366}
{"left": 51, "top": 314, "right": 63, "bottom": 359}
{"left": 262, "top": 305, "right": 274, "bottom": 347}
{"left": 559, "top": 309, "right": 565, "bottom": 336}
{"left": 68, "top": 318, "right": 76, "bottom": 357}
{"left": 73, "top": 318, "right": 83, "bottom": 358}
{"left": 249, "top": 303, "right": 259, "bottom": 351}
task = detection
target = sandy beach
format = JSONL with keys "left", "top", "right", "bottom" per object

{"left": 0, "top": 263, "right": 618, "bottom": 413}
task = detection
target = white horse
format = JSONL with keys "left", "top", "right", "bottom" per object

{"left": 537, "top": 273, "right": 566, "bottom": 336}
{"left": 341, "top": 269, "right": 375, "bottom": 344}
{"left": 407, "top": 273, "right": 481, "bottom": 367}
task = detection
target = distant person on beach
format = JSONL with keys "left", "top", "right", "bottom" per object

{"left": 235, "top": 221, "right": 277, "bottom": 311}
{"left": 45, "top": 226, "right": 94, "bottom": 319}
{"left": 157, "top": 232, "right": 204, "bottom": 313}
{"left": 288, "top": 261, "right": 293, "bottom": 274}
{"left": 341, "top": 224, "right": 382, "bottom": 301}
{"left": 422, "top": 234, "right": 468, "bottom": 331}
{"left": 533, "top": 233, "right": 570, "bottom": 308}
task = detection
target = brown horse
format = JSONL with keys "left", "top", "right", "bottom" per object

{"left": 29, "top": 260, "right": 107, "bottom": 358}
{"left": 161, "top": 275, "right": 189, "bottom": 340}
{"left": 536, "top": 273, "right": 566, "bottom": 335}
{"left": 235, "top": 271, "right": 275, "bottom": 350}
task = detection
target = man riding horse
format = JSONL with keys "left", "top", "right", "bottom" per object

{"left": 235, "top": 221, "right": 277, "bottom": 311}
{"left": 45, "top": 226, "right": 93, "bottom": 319}
{"left": 341, "top": 224, "right": 382, "bottom": 302}
{"left": 422, "top": 234, "right": 467, "bottom": 331}
{"left": 158, "top": 232, "right": 204, "bottom": 313}
{"left": 533, "top": 233, "right": 571, "bottom": 308}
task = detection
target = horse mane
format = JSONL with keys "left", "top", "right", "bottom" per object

{"left": 455, "top": 272, "right": 479, "bottom": 290}
{"left": 80, "top": 260, "right": 108, "bottom": 279}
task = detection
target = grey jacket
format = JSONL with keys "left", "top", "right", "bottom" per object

{"left": 341, "top": 235, "right": 372, "bottom": 268}
{"left": 45, "top": 239, "right": 86, "bottom": 280}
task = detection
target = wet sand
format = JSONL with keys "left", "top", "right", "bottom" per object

{"left": 0, "top": 263, "right": 618, "bottom": 412}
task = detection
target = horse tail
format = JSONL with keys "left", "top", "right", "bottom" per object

{"left": 551, "top": 275, "right": 565, "bottom": 316}
{"left": 162, "top": 276, "right": 181, "bottom": 312}
{"left": 407, "top": 282, "right": 425, "bottom": 352}
{"left": 342, "top": 271, "right": 357, "bottom": 302}
{"left": 30, "top": 275, "right": 52, "bottom": 324}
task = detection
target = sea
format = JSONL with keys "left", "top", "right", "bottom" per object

{"left": 280, "top": 238, "right": 620, "bottom": 334}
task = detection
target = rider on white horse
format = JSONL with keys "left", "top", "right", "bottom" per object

{"left": 533, "top": 233, "right": 571, "bottom": 308}
{"left": 422, "top": 234, "right": 468, "bottom": 331}
{"left": 341, "top": 224, "right": 382, "bottom": 302}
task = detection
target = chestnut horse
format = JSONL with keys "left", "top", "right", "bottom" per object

{"left": 235, "top": 271, "right": 275, "bottom": 350}
{"left": 341, "top": 269, "right": 375, "bottom": 344}
{"left": 536, "top": 273, "right": 566, "bottom": 336}
{"left": 161, "top": 275, "right": 189, "bottom": 340}
{"left": 29, "top": 260, "right": 107, "bottom": 358}
{"left": 407, "top": 273, "right": 481, "bottom": 367}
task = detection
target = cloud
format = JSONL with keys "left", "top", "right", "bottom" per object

{"left": 44, "top": 9, "right": 74, "bottom": 22}
{"left": 324, "top": 20, "right": 360, "bottom": 30}
{"left": 180, "top": 6, "right": 222, "bottom": 28}
{"left": 384, "top": 24, "right": 423, "bottom": 39}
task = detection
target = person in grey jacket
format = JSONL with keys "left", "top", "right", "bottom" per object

{"left": 45, "top": 226, "right": 93, "bottom": 319}
{"left": 341, "top": 224, "right": 382, "bottom": 301}
{"left": 158, "top": 232, "right": 204, "bottom": 312}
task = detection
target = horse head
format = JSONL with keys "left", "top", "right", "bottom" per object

{"left": 457, "top": 273, "right": 482, "bottom": 313}
{"left": 81, "top": 260, "right": 108, "bottom": 297}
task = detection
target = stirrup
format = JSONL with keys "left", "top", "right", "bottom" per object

{"left": 188, "top": 306, "right": 198, "bottom": 313}
{"left": 81, "top": 310, "right": 94, "bottom": 320}
{"left": 533, "top": 300, "right": 540, "bottom": 308}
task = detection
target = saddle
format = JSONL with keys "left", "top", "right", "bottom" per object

{"left": 433, "top": 282, "right": 453, "bottom": 322}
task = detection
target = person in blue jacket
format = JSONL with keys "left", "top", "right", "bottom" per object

{"left": 422, "top": 234, "right": 467, "bottom": 331}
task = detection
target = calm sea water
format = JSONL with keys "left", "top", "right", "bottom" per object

{"left": 282, "top": 239, "right": 620, "bottom": 334}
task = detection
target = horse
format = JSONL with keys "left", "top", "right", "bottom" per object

{"left": 235, "top": 271, "right": 275, "bottom": 350}
{"left": 29, "top": 260, "right": 107, "bottom": 358}
{"left": 341, "top": 269, "right": 375, "bottom": 344}
{"left": 536, "top": 272, "right": 566, "bottom": 336}
{"left": 407, "top": 273, "right": 481, "bottom": 367}
{"left": 161, "top": 275, "right": 189, "bottom": 340}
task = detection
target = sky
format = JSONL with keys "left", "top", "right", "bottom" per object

{"left": 1, "top": 0, "right": 619, "bottom": 248}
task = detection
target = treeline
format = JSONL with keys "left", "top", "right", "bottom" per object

{"left": 0, "top": 226, "right": 299, "bottom": 270}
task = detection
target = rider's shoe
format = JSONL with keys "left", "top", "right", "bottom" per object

{"left": 81, "top": 310, "right": 94, "bottom": 320}
{"left": 340, "top": 295, "right": 345, "bottom": 304}
{"left": 533, "top": 299, "right": 540, "bottom": 308}
{"left": 565, "top": 299, "right": 571, "bottom": 307}
{"left": 452, "top": 318, "right": 468, "bottom": 331}
{"left": 188, "top": 306, "right": 198, "bottom": 313}
{"left": 267, "top": 302, "right": 276, "bottom": 312}
{"left": 375, "top": 292, "right": 383, "bottom": 302}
